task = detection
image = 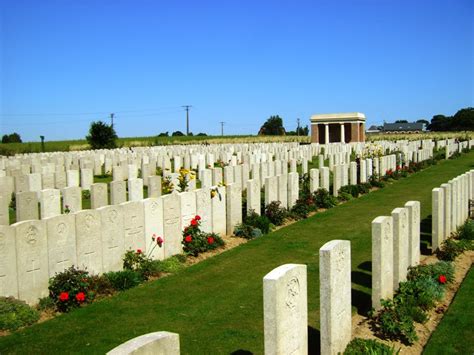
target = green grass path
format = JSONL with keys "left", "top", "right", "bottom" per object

{"left": 423, "top": 266, "right": 474, "bottom": 354}
{"left": 1, "top": 152, "right": 473, "bottom": 354}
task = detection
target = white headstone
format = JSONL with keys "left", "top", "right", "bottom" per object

{"left": 0, "top": 225, "right": 18, "bottom": 298}
{"left": 98, "top": 205, "right": 125, "bottom": 272}
{"left": 211, "top": 186, "right": 226, "bottom": 235}
{"left": 45, "top": 214, "right": 77, "bottom": 277}
{"left": 162, "top": 193, "right": 182, "bottom": 257}
{"left": 405, "top": 201, "right": 420, "bottom": 267}
{"left": 106, "top": 331, "right": 180, "bottom": 355}
{"left": 75, "top": 210, "right": 103, "bottom": 274}
{"left": 392, "top": 208, "right": 409, "bottom": 289}
{"left": 263, "top": 264, "right": 307, "bottom": 355}
{"left": 226, "top": 183, "right": 242, "bottom": 235}
{"left": 143, "top": 198, "right": 165, "bottom": 261}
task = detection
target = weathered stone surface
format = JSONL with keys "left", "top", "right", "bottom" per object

{"left": 309, "top": 168, "right": 319, "bottom": 193}
{"left": 128, "top": 178, "right": 144, "bottom": 202}
{"left": 45, "top": 214, "right": 76, "bottom": 277}
{"left": 319, "top": 240, "right": 351, "bottom": 355}
{"left": 148, "top": 176, "right": 162, "bottom": 198}
{"left": 39, "top": 189, "right": 61, "bottom": 219}
{"left": 320, "top": 167, "right": 330, "bottom": 191}
{"left": 66, "top": 170, "right": 80, "bottom": 187}
{"left": 162, "top": 193, "right": 182, "bottom": 257}
{"left": 80, "top": 168, "right": 93, "bottom": 190}
{"left": 143, "top": 198, "right": 164, "bottom": 261}
{"left": 16, "top": 191, "right": 39, "bottom": 222}
{"left": 246, "top": 179, "right": 261, "bottom": 215}
{"left": 110, "top": 180, "right": 127, "bottom": 205}
{"left": 13, "top": 220, "right": 49, "bottom": 304}
{"left": 432, "top": 187, "right": 444, "bottom": 251}
{"left": 0, "top": 194, "right": 9, "bottom": 225}
{"left": 62, "top": 186, "right": 82, "bottom": 213}
{"left": 277, "top": 174, "right": 288, "bottom": 209}
{"left": 75, "top": 210, "right": 103, "bottom": 274}
{"left": 371, "top": 216, "right": 393, "bottom": 309}
{"left": 226, "top": 183, "right": 242, "bottom": 235}
{"left": 264, "top": 176, "right": 278, "bottom": 206}
{"left": 0, "top": 225, "right": 18, "bottom": 298}
{"left": 179, "top": 192, "right": 196, "bottom": 231}
{"left": 195, "top": 188, "right": 212, "bottom": 233}
{"left": 211, "top": 186, "right": 226, "bottom": 235}
{"left": 121, "top": 201, "right": 146, "bottom": 252}
{"left": 263, "top": 264, "right": 307, "bottom": 355}
{"left": 287, "top": 172, "right": 299, "bottom": 208}
{"left": 106, "top": 331, "right": 180, "bottom": 355}
{"left": 98, "top": 205, "right": 125, "bottom": 272}
{"left": 392, "top": 208, "right": 409, "bottom": 289}
{"left": 405, "top": 201, "right": 420, "bottom": 267}
{"left": 91, "top": 183, "right": 108, "bottom": 209}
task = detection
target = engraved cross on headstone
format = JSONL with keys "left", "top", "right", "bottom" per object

{"left": 26, "top": 257, "right": 41, "bottom": 287}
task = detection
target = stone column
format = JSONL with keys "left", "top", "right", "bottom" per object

{"left": 320, "top": 240, "right": 351, "bottom": 355}
{"left": 372, "top": 216, "right": 394, "bottom": 309}
{"left": 325, "top": 124, "right": 330, "bottom": 144}
{"left": 432, "top": 187, "right": 444, "bottom": 251}
{"left": 263, "top": 264, "right": 307, "bottom": 355}
{"left": 340, "top": 123, "right": 345, "bottom": 143}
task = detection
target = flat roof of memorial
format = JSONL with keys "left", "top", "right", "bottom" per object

{"left": 310, "top": 112, "right": 366, "bottom": 123}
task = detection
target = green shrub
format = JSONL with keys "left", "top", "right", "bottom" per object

{"left": 372, "top": 298, "right": 418, "bottom": 344}
{"left": 48, "top": 266, "right": 95, "bottom": 313}
{"left": 344, "top": 337, "right": 399, "bottom": 355}
{"left": 104, "top": 270, "right": 143, "bottom": 291}
{"left": 123, "top": 250, "right": 156, "bottom": 280}
{"left": 313, "top": 188, "right": 337, "bottom": 209}
{"left": 456, "top": 220, "right": 474, "bottom": 241}
{"left": 340, "top": 185, "right": 360, "bottom": 198}
{"left": 369, "top": 175, "right": 385, "bottom": 188}
{"left": 407, "top": 261, "right": 455, "bottom": 284}
{"left": 88, "top": 274, "right": 115, "bottom": 296}
{"left": 357, "top": 183, "right": 372, "bottom": 195}
{"left": 290, "top": 198, "right": 312, "bottom": 219}
{"left": 234, "top": 223, "right": 262, "bottom": 239}
{"left": 437, "top": 239, "right": 465, "bottom": 261}
{"left": 182, "top": 216, "right": 225, "bottom": 256}
{"left": 151, "top": 256, "right": 186, "bottom": 274}
{"left": 337, "top": 191, "right": 353, "bottom": 202}
{"left": 244, "top": 211, "right": 271, "bottom": 234}
{"left": 37, "top": 296, "right": 55, "bottom": 311}
{"left": 264, "top": 201, "right": 289, "bottom": 226}
{"left": 0, "top": 297, "right": 40, "bottom": 331}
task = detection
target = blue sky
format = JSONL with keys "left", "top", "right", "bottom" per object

{"left": 1, "top": 0, "right": 473, "bottom": 141}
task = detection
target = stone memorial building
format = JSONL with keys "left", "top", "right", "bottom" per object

{"left": 310, "top": 112, "right": 366, "bottom": 144}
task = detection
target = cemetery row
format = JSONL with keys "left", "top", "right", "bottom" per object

{"left": 105, "top": 168, "right": 473, "bottom": 355}
{"left": 1, "top": 143, "right": 448, "bottom": 225}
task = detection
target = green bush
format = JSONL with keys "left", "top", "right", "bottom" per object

{"left": 337, "top": 191, "right": 353, "bottom": 202}
{"left": 313, "top": 188, "right": 337, "bottom": 209}
{"left": 123, "top": 250, "right": 156, "bottom": 280}
{"left": 104, "top": 270, "right": 143, "bottom": 291}
{"left": 48, "top": 266, "right": 95, "bottom": 313}
{"left": 369, "top": 175, "right": 385, "bottom": 188}
{"left": 407, "top": 261, "right": 455, "bottom": 284}
{"left": 264, "top": 201, "right": 289, "bottom": 226}
{"left": 344, "top": 337, "right": 399, "bottom": 355}
{"left": 290, "top": 198, "right": 312, "bottom": 219}
{"left": 244, "top": 211, "right": 271, "bottom": 234}
{"left": 0, "top": 297, "right": 40, "bottom": 331}
{"left": 234, "top": 223, "right": 262, "bottom": 239}
{"left": 456, "top": 220, "right": 474, "bottom": 241}
{"left": 339, "top": 185, "right": 360, "bottom": 198}
{"left": 151, "top": 256, "right": 187, "bottom": 274}
{"left": 182, "top": 216, "right": 225, "bottom": 256}
{"left": 357, "top": 183, "right": 372, "bottom": 195}
{"left": 436, "top": 239, "right": 466, "bottom": 261}
{"left": 372, "top": 298, "right": 418, "bottom": 344}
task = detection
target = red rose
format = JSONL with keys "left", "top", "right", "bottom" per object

{"left": 76, "top": 292, "right": 86, "bottom": 302}
{"left": 59, "top": 292, "right": 69, "bottom": 301}
{"left": 438, "top": 275, "right": 447, "bottom": 284}
{"left": 207, "top": 236, "right": 215, "bottom": 245}
{"left": 157, "top": 236, "right": 164, "bottom": 246}
{"left": 137, "top": 249, "right": 142, "bottom": 254}
{"left": 195, "top": 215, "right": 201, "bottom": 221}
{"left": 191, "top": 219, "right": 198, "bottom": 226}
{"left": 185, "top": 235, "right": 192, "bottom": 243}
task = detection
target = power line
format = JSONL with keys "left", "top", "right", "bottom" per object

{"left": 220, "top": 121, "right": 225, "bottom": 136}
{"left": 182, "top": 105, "right": 192, "bottom": 135}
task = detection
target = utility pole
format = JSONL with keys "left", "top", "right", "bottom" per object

{"left": 297, "top": 118, "right": 300, "bottom": 136}
{"left": 220, "top": 121, "right": 225, "bottom": 136}
{"left": 182, "top": 105, "right": 192, "bottom": 135}
{"left": 110, "top": 113, "right": 115, "bottom": 127}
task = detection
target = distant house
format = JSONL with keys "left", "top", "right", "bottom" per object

{"left": 382, "top": 122, "right": 425, "bottom": 133}
{"left": 366, "top": 125, "right": 381, "bottom": 133}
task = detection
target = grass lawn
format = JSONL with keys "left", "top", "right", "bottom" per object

{"left": 1, "top": 151, "right": 473, "bottom": 354}
{"left": 423, "top": 266, "right": 474, "bottom": 355}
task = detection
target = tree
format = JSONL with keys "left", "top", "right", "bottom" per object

{"left": 451, "top": 107, "right": 474, "bottom": 131}
{"left": 297, "top": 125, "right": 309, "bottom": 136}
{"left": 172, "top": 131, "right": 184, "bottom": 136}
{"left": 416, "top": 119, "right": 429, "bottom": 126}
{"left": 1, "top": 132, "right": 22, "bottom": 143}
{"left": 395, "top": 120, "right": 408, "bottom": 123}
{"left": 427, "top": 115, "right": 451, "bottom": 131}
{"left": 196, "top": 132, "right": 207, "bottom": 136}
{"left": 157, "top": 132, "right": 169, "bottom": 137}
{"left": 86, "top": 121, "right": 118, "bottom": 149}
{"left": 258, "top": 115, "right": 285, "bottom": 135}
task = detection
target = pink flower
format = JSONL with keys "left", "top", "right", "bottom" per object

{"left": 137, "top": 249, "right": 142, "bottom": 254}
{"left": 157, "top": 236, "right": 164, "bottom": 247}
